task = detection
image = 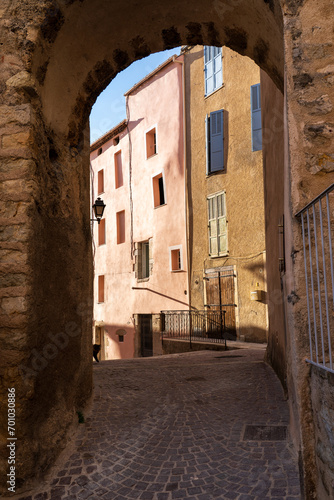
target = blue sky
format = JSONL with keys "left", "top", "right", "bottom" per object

{"left": 89, "top": 48, "right": 181, "bottom": 143}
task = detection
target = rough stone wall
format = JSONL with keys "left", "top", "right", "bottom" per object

{"left": 310, "top": 367, "right": 334, "bottom": 498}
{"left": 281, "top": 1, "right": 334, "bottom": 498}
{"left": 0, "top": 0, "right": 93, "bottom": 492}
{"left": 0, "top": 0, "right": 333, "bottom": 496}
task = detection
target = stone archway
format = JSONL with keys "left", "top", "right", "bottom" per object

{"left": 1, "top": 0, "right": 334, "bottom": 497}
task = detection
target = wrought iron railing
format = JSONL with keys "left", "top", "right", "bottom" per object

{"left": 296, "top": 184, "right": 334, "bottom": 373}
{"left": 161, "top": 309, "right": 226, "bottom": 346}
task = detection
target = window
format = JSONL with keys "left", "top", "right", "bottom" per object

{"left": 113, "top": 136, "right": 120, "bottom": 146}
{"left": 97, "top": 169, "right": 104, "bottom": 194}
{"left": 206, "top": 109, "right": 224, "bottom": 174}
{"left": 98, "top": 218, "right": 106, "bottom": 245}
{"left": 152, "top": 173, "right": 166, "bottom": 207}
{"left": 114, "top": 151, "right": 123, "bottom": 188}
{"left": 207, "top": 192, "right": 228, "bottom": 257}
{"left": 204, "top": 46, "right": 223, "bottom": 96}
{"left": 116, "top": 329, "right": 126, "bottom": 342}
{"left": 98, "top": 275, "right": 105, "bottom": 303}
{"left": 146, "top": 127, "right": 157, "bottom": 158}
{"left": 135, "top": 241, "right": 150, "bottom": 280}
{"left": 116, "top": 210, "right": 125, "bottom": 244}
{"left": 169, "top": 246, "right": 183, "bottom": 271}
{"left": 97, "top": 147, "right": 103, "bottom": 156}
{"left": 251, "top": 83, "right": 262, "bottom": 151}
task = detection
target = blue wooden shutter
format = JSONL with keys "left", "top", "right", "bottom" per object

{"left": 205, "top": 114, "right": 210, "bottom": 175}
{"left": 251, "top": 84, "right": 262, "bottom": 151}
{"left": 210, "top": 109, "right": 224, "bottom": 172}
{"left": 204, "top": 46, "right": 214, "bottom": 96}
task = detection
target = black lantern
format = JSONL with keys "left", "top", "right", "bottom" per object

{"left": 92, "top": 197, "right": 106, "bottom": 224}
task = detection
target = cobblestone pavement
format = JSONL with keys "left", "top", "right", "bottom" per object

{"left": 15, "top": 349, "right": 301, "bottom": 499}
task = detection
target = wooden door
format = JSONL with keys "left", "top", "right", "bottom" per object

{"left": 205, "top": 267, "right": 237, "bottom": 338}
{"left": 140, "top": 315, "right": 153, "bottom": 357}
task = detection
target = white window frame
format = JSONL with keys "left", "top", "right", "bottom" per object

{"left": 169, "top": 245, "right": 183, "bottom": 272}
{"left": 204, "top": 46, "right": 223, "bottom": 97}
{"left": 151, "top": 169, "right": 167, "bottom": 208}
{"left": 145, "top": 124, "right": 158, "bottom": 160}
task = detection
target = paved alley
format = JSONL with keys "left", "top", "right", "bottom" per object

{"left": 15, "top": 349, "right": 301, "bottom": 500}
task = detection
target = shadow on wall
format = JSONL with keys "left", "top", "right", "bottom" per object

{"left": 236, "top": 325, "right": 267, "bottom": 343}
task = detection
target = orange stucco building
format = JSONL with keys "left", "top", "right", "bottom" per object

{"left": 183, "top": 45, "right": 268, "bottom": 343}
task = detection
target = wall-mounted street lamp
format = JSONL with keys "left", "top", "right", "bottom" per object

{"left": 91, "top": 197, "right": 106, "bottom": 224}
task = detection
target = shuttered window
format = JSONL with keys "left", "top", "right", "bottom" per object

{"left": 204, "top": 46, "right": 223, "bottom": 96}
{"left": 207, "top": 192, "right": 228, "bottom": 257}
{"left": 251, "top": 83, "right": 262, "bottom": 151}
{"left": 206, "top": 109, "right": 224, "bottom": 174}
{"left": 135, "top": 240, "right": 151, "bottom": 280}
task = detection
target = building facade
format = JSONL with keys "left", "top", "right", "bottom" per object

{"left": 184, "top": 45, "right": 268, "bottom": 343}
{"left": 90, "top": 55, "right": 189, "bottom": 360}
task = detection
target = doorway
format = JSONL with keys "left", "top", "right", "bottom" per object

{"left": 139, "top": 314, "right": 153, "bottom": 357}
{"left": 204, "top": 266, "right": 237, "bottom": 339}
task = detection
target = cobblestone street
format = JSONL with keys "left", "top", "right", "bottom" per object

{"left": 15, "top": 349, "right": 301, "bottom": 500}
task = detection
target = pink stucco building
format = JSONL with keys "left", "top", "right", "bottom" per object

{"left": 90, "top": 54, "right": 188, "bottom": 359}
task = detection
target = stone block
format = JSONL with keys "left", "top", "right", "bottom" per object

{"left": 0, "top": 104, "right": 31, "bottom": 127}
{"left": 0, "top": 178, "right": 36, "bottom": 201}
{"left": 306, "top": 153, "right": 334, "bottom": 174}
{"left": 304, "top": 122, "right": 334, "bottom": 145}
{"left": 1, "top": 296, "right": 27, "bottom": 314}
{"left": 1, "top": 130, "right": 31, "bottom": 149}
{"left": 298, "top": 94, "right": 333, "bottom": 115}
{"left": 0, "top": 200, "right": 30, "bottom": 218}
{"left": 6, "top": 71, "right": 37, "bottom": 97}
{"left": 0, "top": 272, "right": 27, "bottom": 288}
{"left": 0, "top": 248, "right": 28, "bottom": 265}
{"left": 0, "top": 224, "right": 30, "bottom": 243}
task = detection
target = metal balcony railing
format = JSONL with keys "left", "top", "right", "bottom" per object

{"left": 296, "top": 184, "right": 334, "bottom": 373}
{"left": 161, "top": 309, "right": 226, "bottom": 346}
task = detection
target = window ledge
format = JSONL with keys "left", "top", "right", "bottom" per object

{"left": 209, "top": 253, "right": 229, "bottom": 259}
{"left": 206, "top": 169, "right": 225, "bottom": 177}
{"left": 137, "top": 278, "right": 150, "bottom": 283}
{"left": 146, "top": 153, "right": 158, "bottom": 160}
{"left": 97, "top": 191, "right": 105, "bottom": 195}
{"left": 171, "top": 269, "right": 184, "bottom": 273}
{"left": 205, "top": 84, "right": 225, "bottom": 99}
{"left": 154, "top": 203, "right": 167, "bottom": 209}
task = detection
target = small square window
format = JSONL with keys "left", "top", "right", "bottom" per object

{"left": 118, "top": 335, "right": 124, "bottom": 343}
{"left": 98, "top": 218, "right": 106, "bottom": 246}
{"left": 98, "top": 275, "right": 105, "bottom": 303}
{"left": 97, "top": 147, "right": 103, "bottom": 156}
{"left": 113, "top": 136, "right": 120, "bottom": 146}
{"left": 98, "top": 169, "right": 104, "bottom": 194}
{"left": 146, "top": 127, "right": 157, "bottom": 158}
{"left": 152, "top": 173, "right": 165, "bottom": 208}
{"left": 169, "top": 246, "right": 182, "bottom": 271}
{"left": 116, "top": 210, "right": 125, "bottom": 244}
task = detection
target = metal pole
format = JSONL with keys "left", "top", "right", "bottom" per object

{"left": 301, "top": 213, "right": 313, "bottom": 362}
{"left": 307, "top": 209, "right": 319, "bottom": 364}
{"left": 313, "top": 204, "right": 325, "bottom": 365}
{"left": 319, "top": 198, "right": 332, "bottom": 369}
{"left": 218, "top": 272, "right": 224, "bottom": 342}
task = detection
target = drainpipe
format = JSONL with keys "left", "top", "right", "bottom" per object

{"left": 173, "top": 54, "right": 191, "bottom": 311}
